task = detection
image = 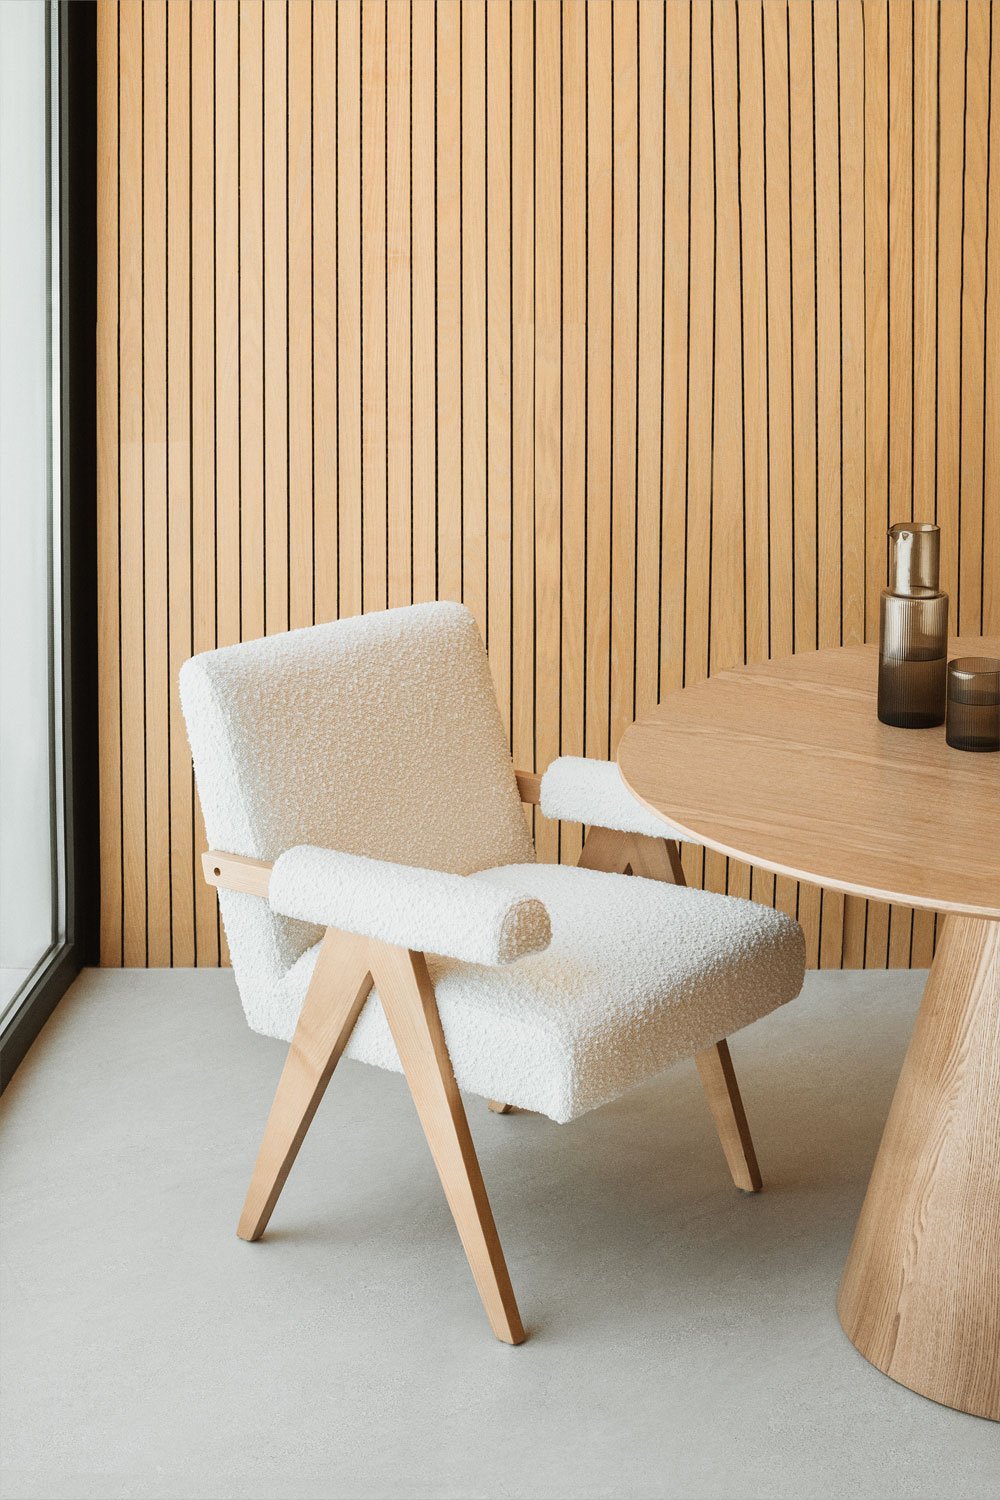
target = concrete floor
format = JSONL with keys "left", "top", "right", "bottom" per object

{"left": 1, "top": 966, "right": 997, "bottom": 1500}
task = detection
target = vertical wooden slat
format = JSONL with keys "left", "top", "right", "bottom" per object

{"left": 411, "top": 0, "right": 436, "bottom": 606}
{"left": 709, "top": 0, "right": 743, "bottom": 680}
{"left": 763, "top": 0, "right": 793, "bottom": 666}
{"left": 885, "top": 0, "right": 916, "bottom": 970}
{"left": 190, "top": 0, "right": 219, "bottom": 965}
{"left": 739, "top": 0, "right": 769, "bottom": 672}
{"left": 214, "top": 0, "right": 240, "bottom": 651}
{"left": 788, "top": 0, "right": 817, "bottom": 666}
{"left": 909, "top": 0, "right": 939, "bottom": 969}
{"left": 386, "top": 0, "right": 411, "bottom": 612}
{"left": 119, "top": 0, "right": 146, "bottom": 965}
{"left": 534, "top": 0, "right": 560, "bottom": 859}
{"left": 840, "top": 0, "right": 869, "bottom": 969}
{"left": 841, "top": 1, "right": 866, "bottom": 653}
{"left": 815, "top": 0, "right": 845, "bottom": 967}
{"left": 888, "top": 0, "right": 913, "bottom": 527}
{"left": 959, "top": 0, "right": 990, "bottom": 637}
{"left": 681, "top": 0, "right": 715, "bottom": 894}
{"left": 864, "top": 0, "right": 889, "bottom": 643}
{"left": 937, "top": 0, "right": 966, "bottom": 609}
{"left": 166, "top": 0, "right": 194, "bottom": 968}
{"left": 485, "top": 0, "right": 511, "bottom": 726}
{"left": 511, "top": 0, "right": 534, "bottom": 785}
{"left": 143, "top": 0, "right": 170, "bottom": 967}
{"left": 816, "top": 0, "right": 842, "bottom": 655}
{"left": 239, "top": 1, "right": 264, "bottom": 646}
{"left": 213, "top": 1, "right": 239, "bottom": 973}
{"left": 97, "top": 0, "right": 122, "bottom": 964}
{"left": 912, "top": 0, "right": 938, "bottom": 531}
{"left": 635, "top": 0, "right": 664, "bottom": 723}
{"left": 660, "top": 0, "right": 690, "bottom": 702}
{"left": 739, "top": 0, "right": 774, "bottom": 912}
{"left": 461, "top": 0, "right": 487, "bottom": 636}
{"left": 338, "top": 1, "right": 363, "bottom": 619}
{"left": 985, "top": 0, "right": 1000, "bottom": 638}
{"left": 362, "top": 0, "right": 388, "bottom": 615}
{"left": 263, "top": 0, "right": 288, "bottom": 639}
{"left": 763, "top": 0, "right": 796, "bottom": 926}
{"left": 437, "top": 0, "right": 463, "bottom": 607}
{"left": 609, "top": 1, "right": 637, "bottom": 761}
{"left": 709, "top": 0, "right": 745, "bottom": 901}
{"left": 314, "top": 0, "right": 338, "bottom": 623}
{"left": 287, "top": 0, "right": 312, "bottom": 628}
{"left": 863, "top": 0, "right": 890, "bottom": 969}
{"left": 685, "top": 0, "right": 713, "bottom": 696}
{"left": 586, "top": 0, "right": 612, "bottom": 767}
{"left": 560, "top": 0, "right": 586, "bottom": 862}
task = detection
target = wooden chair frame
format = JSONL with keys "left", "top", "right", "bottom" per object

{"left": 203, "top": 770, "right": 762, "bottom": 1345}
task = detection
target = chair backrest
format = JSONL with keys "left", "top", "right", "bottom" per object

{"left": 180, "top": 603, "right": 534, "bottom": 1026}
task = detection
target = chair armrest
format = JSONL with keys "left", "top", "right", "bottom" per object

{"left": 267, "top": 845, "right": 551, "bottom": 966}
{"left": 539, "top": 756, "right": 690, "bottom": 841}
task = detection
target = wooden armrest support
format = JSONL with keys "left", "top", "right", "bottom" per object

{"left": 515, "top": 770, "right": 542, "bottom": 805}
{"left": 203, "top": 850, "right": 273, "bottom": 898}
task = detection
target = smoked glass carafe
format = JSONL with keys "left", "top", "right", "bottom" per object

{"left": 877, "top": 522, "right": 949, "bottom": 729}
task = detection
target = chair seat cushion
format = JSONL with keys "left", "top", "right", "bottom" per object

{"left": 270, "top": 863, "right": 805, "bottom": 1124}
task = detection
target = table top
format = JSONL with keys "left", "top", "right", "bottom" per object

{"left": 617, "top": 639, "right": 1000, "bottom": 921}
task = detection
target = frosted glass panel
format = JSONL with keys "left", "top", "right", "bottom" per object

{"left": 0, "top": 2, "right": 58, "bottom": 1020}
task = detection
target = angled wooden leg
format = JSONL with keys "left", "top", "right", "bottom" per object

{"left": 617, "top": 833, "right": 762, "bottom": 1191}
{"left": 371, "top": 944, "right": 526, "bottom": 1346}
{"left": 694, "top": 1039, "right": 763, "bottom": 1193}
{"left": 488, "top": 1099, "right": 514, "bottom": 1114}
{"left": 576, "top": 823, "right": 765, "bottom": 1194}
{"left": 238, "top": 928, "right": 374, "bottom": 1242}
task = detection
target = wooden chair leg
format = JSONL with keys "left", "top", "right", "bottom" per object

{"left": 694, "top": 1039, "right": 763, "bottom": 1193}
{"left": 488, "top": 1099, "right": 514, "bottom": 1114}
{"left": 616, "top": 834, "right": 763, "bottom": 1191}
{"left": 237, "top": 928, "right": 374, "bottom": 1242}
{"left": 579, "top": 826, "right": 686, "bottom": 885}
{"left": 495, "top": 824, "right": 762, "bottom": 1196}
{"left": 625, "top": 831, "right": 686, "bottom": 885}
{"left": 371, "top": 944, "right": 526, "bottom": 1346}
{"left": 577, "top": 825, "right": 633, "bottom": 873}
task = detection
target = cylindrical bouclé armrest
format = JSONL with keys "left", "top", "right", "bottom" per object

{"left": 268, "top": 846, "right": 551, "bottom": 966}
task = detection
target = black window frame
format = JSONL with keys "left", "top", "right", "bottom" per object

{"left": 0, "top": 2, "right": 98, "bottom": 1090}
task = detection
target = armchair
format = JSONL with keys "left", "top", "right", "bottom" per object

{"left": 182, "top": 602, "right": 804, "bottom": 1345}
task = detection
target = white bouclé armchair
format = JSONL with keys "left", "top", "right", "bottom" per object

{"left": 180, "top": 602, "right": 805, "bottom": 1344}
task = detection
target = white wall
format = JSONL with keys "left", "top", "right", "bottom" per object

{"left": 0, "top": 2, "right": 56, "bottom": 976}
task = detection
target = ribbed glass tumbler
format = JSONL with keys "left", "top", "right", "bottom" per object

{"left": 946, "top": 657, "right": 1000, "bottom": 752}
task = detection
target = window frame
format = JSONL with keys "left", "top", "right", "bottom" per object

{"left": 0, "top": 2, "right": 98, "bottom": 1090}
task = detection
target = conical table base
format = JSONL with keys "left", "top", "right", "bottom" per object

{"left": 838, "top": 916, "right": 1000, "bottom": 1422}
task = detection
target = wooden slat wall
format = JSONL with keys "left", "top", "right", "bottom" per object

{"left": 97, "top": 0, "right": 1000, "bottom": 969}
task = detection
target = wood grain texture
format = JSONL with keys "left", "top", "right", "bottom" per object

{"left": 618, "top": 638, "right": 1000, "bottom": 920}
{"left": 97, "top": 1, "right": 999, "bottom": 969}
{"left": 694, "top": 1039, "right": 763, "bottom": 1195}
{"left": 371, "top": 942, "right": 526, "bottom": 1344}
{"left": 237, "top": 926, "right": 374, "bottom": 1241}
{"left": 237, "top": 922, "right": 525, "bottom": 1345}
{"left": 838, "top": 914, "right": 1000, "bottom": 1421}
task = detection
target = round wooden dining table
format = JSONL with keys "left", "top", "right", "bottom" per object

{"left": 618, "top": 638, "right": 1000, "bottom": 1421}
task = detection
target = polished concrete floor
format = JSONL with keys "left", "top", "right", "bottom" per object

{"left": 1, "top": 965, "right": 996, "bottom": 1500}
